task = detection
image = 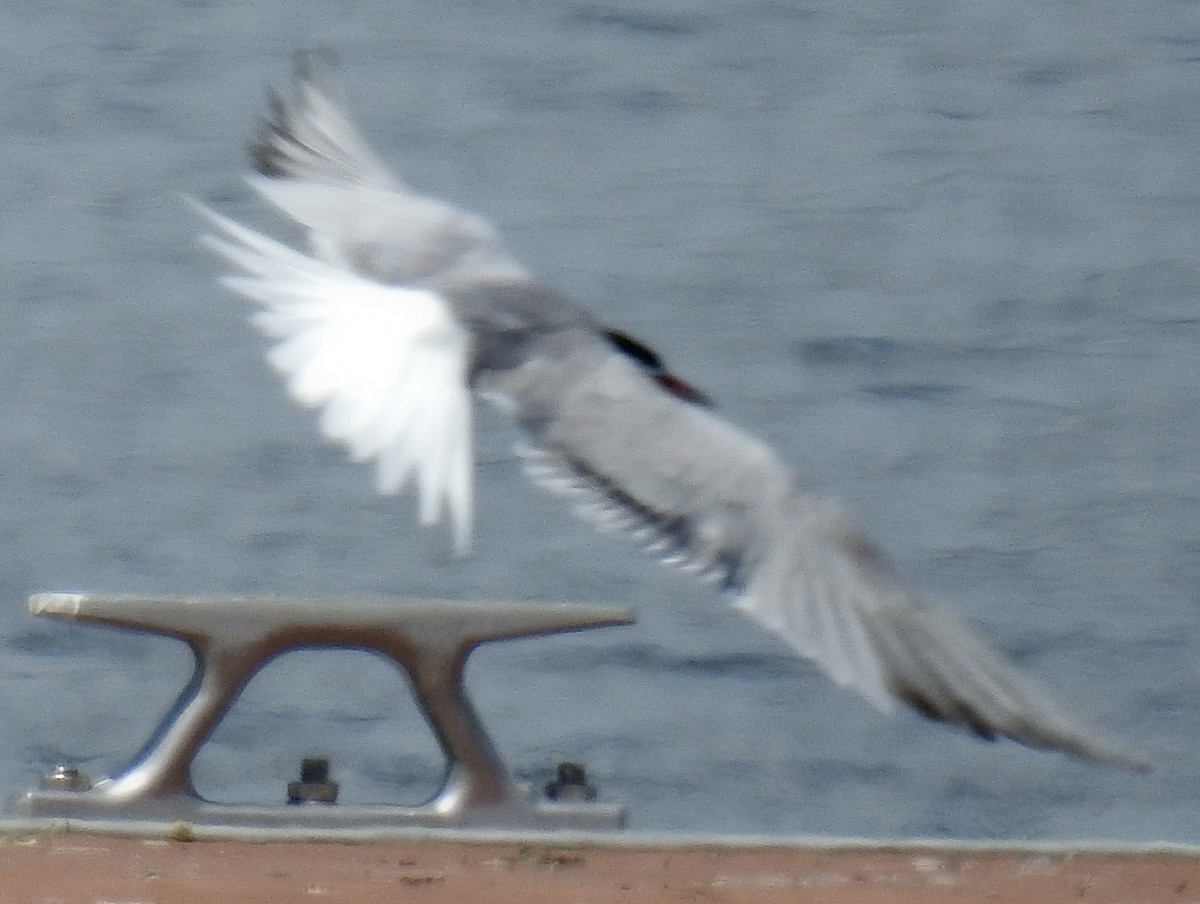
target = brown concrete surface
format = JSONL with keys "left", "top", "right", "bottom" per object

{"left": 1, "top": 832, "right": 1197, "bottom": 904}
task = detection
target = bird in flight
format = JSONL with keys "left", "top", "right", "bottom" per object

{"left": 192, "top": 53, "right": 1146, "bottom": 770}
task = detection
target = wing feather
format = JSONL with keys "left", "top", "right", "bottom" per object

{"left": 191, "top": 200, "right": 474, "bottom": 554}
{"left": 252, "top": 50, "right": 400, "bottom": 190}
{"left": 246, "top": 54, "right": 526, "bottom": 287}
{"left": 495, "top": 347, "right": 1147, "bottom": 768}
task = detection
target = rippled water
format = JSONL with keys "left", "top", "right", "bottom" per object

{"left": 1, "top": 0, "right": 1198, "bottom": 840}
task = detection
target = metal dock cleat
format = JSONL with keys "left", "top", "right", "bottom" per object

{"left": 8, "top": 592, "right": 634, "bottom": 832}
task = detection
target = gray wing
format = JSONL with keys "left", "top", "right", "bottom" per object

{"left": 246, "top": 51, "right": 527, "bottom": 288}
{"left": 252, "top": 49, "right": 400, "bottom": 190}
{"left": 488, "top": 337, "right": 1148, "bottom": 769}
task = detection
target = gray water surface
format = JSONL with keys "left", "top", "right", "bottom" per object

{"left": 1, "top": 1, "right": 1198, "bottom": 840}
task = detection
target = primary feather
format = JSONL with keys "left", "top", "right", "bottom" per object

{"left": 192, "top": 200, "right": 473, "bottom": 554}
{"left": 193, "top": 53, "right": 1148, "bottom": 770}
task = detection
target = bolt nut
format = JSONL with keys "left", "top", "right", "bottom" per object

{"left": 40, "top": 764, "right": 92, "bottom": 792}
{"left": 544, "top": 761, "right": 597, "bottom": 802}
{"left": 287, "top": 756, "right": 338, "bottom": 804}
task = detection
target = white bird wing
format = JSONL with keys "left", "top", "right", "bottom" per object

{"left": 251, "top": 49, "right": 400, "bottom": 191}
{"left": 491, "top": 344, "right": 1148, "bottom": 769}
{"left": 246, "top": 176, "right": 526, "bottom": 287}
{"left": 247, "top": 52, "right": 528, "bottom": 288}
{"left": 191, "top": 200, "right": 474, "bottom": 554}
{"left": 190, "top": 52, "right": 524, "bottom": 556}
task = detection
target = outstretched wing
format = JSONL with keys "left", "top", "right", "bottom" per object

{"left": 490, "top": 342, "right": 1148, "bottom": 769}
{"left": 192, "top": 52, "right": 522, "bottom": 553}
{"left": 246, "top": 51, "right": 527, "bottom": 288}
{"left": 192, "top": 200, "right": 474, "bottom": 554}
{"left": 251, "top": 50, "right": 400, "bottom": 190}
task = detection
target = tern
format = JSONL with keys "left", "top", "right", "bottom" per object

{"left": 192, "top": 55, "right": 1146, "bottom": 770}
